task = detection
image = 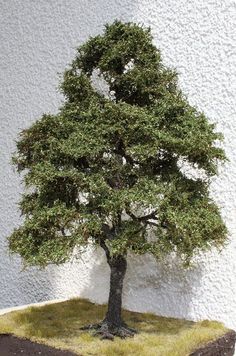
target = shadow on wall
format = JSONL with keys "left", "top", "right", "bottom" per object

{"left": 0, "top": 165, "right": 60, "bottom": 309}
{"left": 78, "top": 247, "right": 204, "bottom": 322}
{"left": 0, "top": 238, "right": 59, "bottom": 309}
{"left": 0, "top": 263, "right": 56, "bottom": 310}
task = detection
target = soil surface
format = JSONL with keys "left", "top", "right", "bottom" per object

{"left": 190, "top": 330, "right": 236, "bottom": 356}
{"left": 0, "top": 334, "right": 77, "bottom": 356}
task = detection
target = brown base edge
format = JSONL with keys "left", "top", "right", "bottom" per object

{"left": 0, "top": 330, "right": 235, "bottom": 356}
{"left": 190, "top": 330, "right": 236, "bottom": 356}
{"left": 0, "top": 333, "right": 77, "bottom": 356}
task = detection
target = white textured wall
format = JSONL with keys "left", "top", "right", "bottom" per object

{"left": 1, "top": 0, "right": 236, "bottom": 331}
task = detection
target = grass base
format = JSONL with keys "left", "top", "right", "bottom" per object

{"left": 0, "top": 298, "right": 229, "bottom": 356}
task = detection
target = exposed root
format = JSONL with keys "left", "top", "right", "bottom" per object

{"left": 80, "top": 321, "right": 137, "bottom": 340}
{"left": 122, "top": 322, "right": 137, "bottom": 334}
{"left": 80, "top": 322, "right": 103, "bottom": 331}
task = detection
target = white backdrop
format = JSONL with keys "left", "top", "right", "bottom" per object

{"left": 1, "top": 0, "right": 236, "bottom": 331}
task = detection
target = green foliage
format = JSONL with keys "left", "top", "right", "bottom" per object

{"left": 10, "top": 20, "right": 227, "bottom": 267}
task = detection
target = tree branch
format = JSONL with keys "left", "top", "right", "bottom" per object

{"left": 146, "top": 221, "right": 159, "bottom": 227}
{"left": 126, "top": 209, "right": 158, "bottom": 222}
{"left": 99, "top": 238, "right": 111, "bottom": 263}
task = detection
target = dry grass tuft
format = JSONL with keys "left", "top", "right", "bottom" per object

{"left": 0, "top": 298, "right": 228, "bottom": 355}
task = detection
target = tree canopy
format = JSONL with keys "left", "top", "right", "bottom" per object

{"left": 10, "top": 20, "right": 227, "bottom": 268}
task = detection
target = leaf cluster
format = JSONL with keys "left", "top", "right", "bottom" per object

{"left": 10, "top": 21, "right": 227, "bottom": 267}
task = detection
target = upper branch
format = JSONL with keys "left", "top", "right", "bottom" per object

{"left": 99, "top": 238, "right": 111, "bottom": 263}
{"left": 126, "top": 209, "right": 157, "bottom": 222}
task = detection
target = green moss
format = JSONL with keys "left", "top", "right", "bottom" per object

{"left": 0, "top": 298, "right": 228, "bottom": 355}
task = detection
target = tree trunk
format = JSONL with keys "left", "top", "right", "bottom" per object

{"left": 105, "top": 254, "right": 127, "bottom": 327}
{"left": 80, "top": 248, "right": 135, "bottom": 338}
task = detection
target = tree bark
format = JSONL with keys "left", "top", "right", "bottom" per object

{"left": 105, "top": 255, "right": 127, "bottom": 327}
{"left": 80, "top": 245, "right": 136, "bottom": 338}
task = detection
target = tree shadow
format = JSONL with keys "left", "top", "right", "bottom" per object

{"left": 0, "top": 239, "right": 58, "bottom": 309}
{"left": 78, "top": 247, "right": 205, "bottom": 322}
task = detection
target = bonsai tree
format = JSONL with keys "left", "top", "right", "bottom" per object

{"left": 9, "top": 20, "right": 227, "bottom": 339}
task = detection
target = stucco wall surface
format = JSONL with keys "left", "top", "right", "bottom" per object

{"left": 1, "top": 0, "right": 236, "bottom": 332}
